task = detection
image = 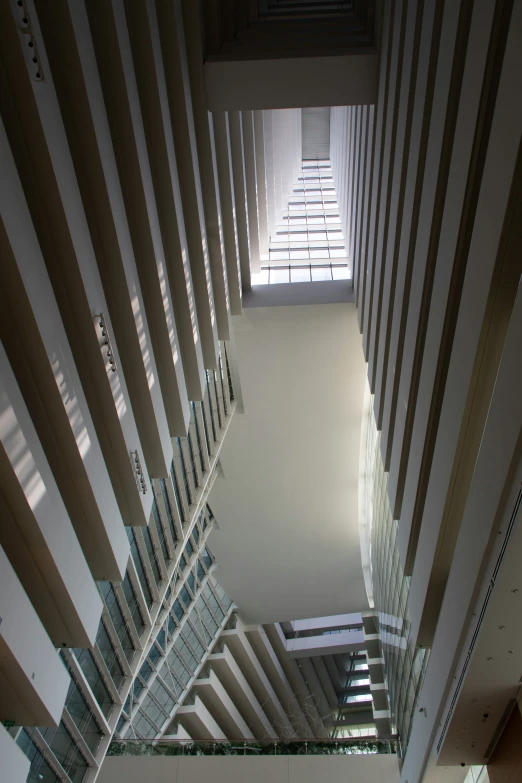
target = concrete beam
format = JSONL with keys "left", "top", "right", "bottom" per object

{"left": 1, "top": 0, "right": 155, "bottom": 525}
{"left": 208, "top": 648, "right": 276, "bottom": 739}
{"left": 176, "top": 695, "right": 227, "bottom": 740}
{"left": 263, "top": 625, "right": 328, "bottom": 738}
{"left": 181, "top": 0, "right": 231, "bottom": 340}
{"left": 205, "top": 54, "right": 378, "bottom": 112}
{"left": 253, "top": 111, "right": 269, "bottom": 256}
{"left": 0, "top": 345, "right": 102, "bottom": 648}
{"left": 285, "top": 630, "right": 366, "bottom": 658}
{"left": 156, "top": 0, "right": 220, "bottom": 370}
{"left": 228, "top": 112, "right": 252, "bottom": 291}
{"left": 0, "top": 546, "right": 70, "bottom": 727}
{"left": 311, "top": 657, "right": 338, "bottom": 712}
{"left": 211, "top": 113, "right": 242, "bottom": 314}
{"left": 0, "top": 117, "right": 129, "bottom": 583}
{"left": 245, "top": 626, "right": 313, "bottom": 738}
{"left": 221, "top": 625, "right": 294, "bottom": 735}
{"left": 196, "top": 670, "right": 254, "bottom": 739}
{"left": 240, "top": 111, "right": 261, "bottom": 274}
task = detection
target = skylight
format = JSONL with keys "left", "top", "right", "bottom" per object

{"left": 252, "top": 159, "right": 350, "bottom": 285}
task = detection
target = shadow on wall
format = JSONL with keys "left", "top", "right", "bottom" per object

{"left": 242, "top": 281, "right": 353, "bottom": 308}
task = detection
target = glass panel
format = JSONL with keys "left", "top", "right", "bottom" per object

{"left": 265, "top": 159, "right": 346, "bottom": 289}
{"left": 269, "top": 267, "right": 290, "bottom": 284}
{"left": 149, "top": 680, "right": 176, "bottom": 713}
{"left": 96, "top": 622, "right": 125, "bottom": 691}
{"left": 17, "top": 730, "right": 60, "bottom": 783}
{"left": 156, "top": 628, "right": 166, "bottom": 651}
{"left": 168, "top": 650, "right": 190, "bottom": 686}
{"left": 290, "top": 266, "right": 311, "bottom": 283}
{"left": 99, "top": 583, "right": 136, "bottom": 665}
{"left": 152, "top": 500, "right": 170, "bottom": 564}
{"left": 170, "top": 461, "right": 186, "bottom": 523}
{"left": 73, "top": 648, "right": 114, "bottom": 719}
{"left": 132, "top": 711, "right": 156, "bottom": 739}
{"left": 142, "top": 527, "right": 162, "bottom": 587}
{"left": 309, "top": 248, "right": 329, "bottom": 259}
{"left": 65, "top": 679, "right": 103, "bottom": 754}
{"left": 175, "top": 639, "right": 197, "bottom": 673}
{"left": 269, "top": 250, "right": 289, "bottom": 261}
{"left": 139, "top": 660, "right": 153, "bottom": 682}
{"left": 179, "top": 586, "right": 191, "bottom": 607}
{"left": 126, "top": 529, "right": 153, "bottom": 608}
{"left": 252, "top": 268, "right": 269, "bottom": 285}
{"left": 312, "top": 266, "right": 333, "bottom": 281}
{"left": 159, "top": 663, "right": 183, "bottom": 698}
{"left": 39, "top": 722, "right": 88, "bottom": 783}
{"left": 176, "top": 438, "right": 192, "bottom": 508}
{"left": 115, "top": 715, "right": 126, "bottom": 736}
{"left": 200, "top": 548, "right": 212, "bottom": 570}
{"left": 160, "top": 478, "right": 178, "bottom": 543}
{"left": 289, "top": 248, "right": 309, "bottom": 260}
{"left": 332, "top": 265, "right": 350, "bottom": 280}
{"left": 148, "top": 645, "right": 161, "bottom": 665}
{"left": 141, "top": 694, "right": 165, "bottom": 726}
{"left": 122, "top": 572, "right": 145, "bottom": 636}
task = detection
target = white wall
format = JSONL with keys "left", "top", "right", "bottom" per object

{"left": 98, "top": 754, "right": 400, "bottom": 783}
{"left": 208, "top": 304, "right": 368, "bottom": 623}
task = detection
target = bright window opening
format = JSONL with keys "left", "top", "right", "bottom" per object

{"left": 252, "top": 158, "right": 350, "bottom": 285}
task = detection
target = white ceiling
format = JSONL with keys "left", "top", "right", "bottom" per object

{"left": 208, "top": 303, "right": 369, "bottom": 624}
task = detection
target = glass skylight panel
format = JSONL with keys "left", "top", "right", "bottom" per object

{"left": 254, "top": 268, "right": 269, "bottom": 284}
{"left": 312, "top": 266, "right": 333, "bottom": 281}
{"left": 291, "top": 266, "right": 312, "bottom": 283}
{"left": 270, "top": 267, "right": 290, "bottom": 284}
{"left": 332, "top": 265, "right": 351, "bottom": 280}
{"left": 252, "top": 158, "right": 350, "bottom": 285}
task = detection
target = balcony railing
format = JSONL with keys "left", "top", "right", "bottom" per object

{"left": 107, "top": 738, "right": 397, "bottom": 757}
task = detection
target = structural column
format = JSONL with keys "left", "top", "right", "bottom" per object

{"left": 253, "top": 111, "right": 269, "bottom": 257}
{"left": 241, "top": 111, "right": 261, "bottom": 274}
{"left": 181, "top": 0, "right": 230, "bottom": 340}
{"left": 156, "top": 0, "right": 220, "bottom": 369}
{"left": 263, "top": 110, "right": 277, "bottom": 240}
{"left": 212, "top": 112, "right": 242, "bottom": 313}
{"left": 228, "top": 111, "right": 252, "bottom": 290}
